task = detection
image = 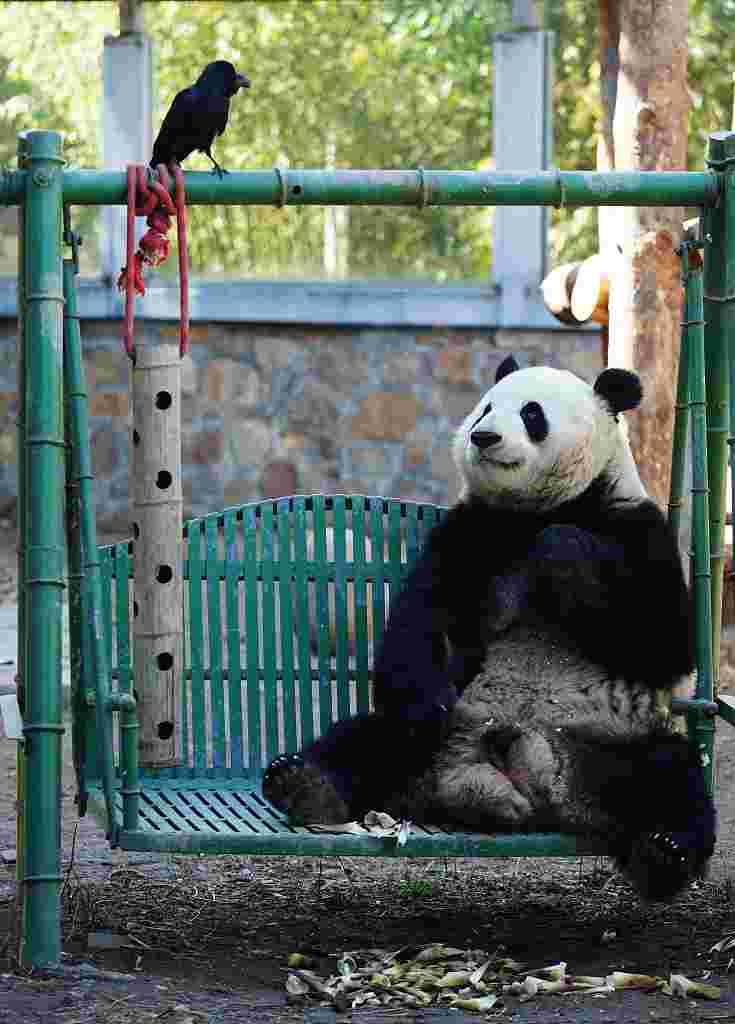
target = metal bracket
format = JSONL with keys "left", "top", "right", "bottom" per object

{"left": 274, "top": 166, "right": 288, "bottom": 208}
{"left": 62, "top": 205, "right": 82, "bottom": 272}
{"left": 416, "top": 167, "right": 430, "bottom": 209}
{"left": 552, "top": 167, "right": 566, "bottom": 210}
{"left": 706, "top": 154, "right": 735, "bottom": 171}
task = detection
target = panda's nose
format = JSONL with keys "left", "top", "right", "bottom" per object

{"left": 470, "top": 430, "right": 502, "bottom": 450}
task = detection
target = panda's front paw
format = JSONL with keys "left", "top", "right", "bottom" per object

{"left": 380, "top": 678, "right": 458, "bottom": 726}
{"left": 404, "top": 690, "right": 457, "bottom": 726}
{"left": 490, "top": 571, "right": 531, "bottom": 634}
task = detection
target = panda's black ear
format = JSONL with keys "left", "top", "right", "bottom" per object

{"left": 495, "top": 355, "right": 520, "bottom": 383}
{"left": 594, "top": 368, "right": 643, "bottom": 414}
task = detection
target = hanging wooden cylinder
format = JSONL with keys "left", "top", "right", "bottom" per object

{"left": 130, "top": 334, "right": 183, "bottom": 767}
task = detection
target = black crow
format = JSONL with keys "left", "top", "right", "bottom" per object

{"left": 151, "top": 60, "right": 250, "bottom": 178}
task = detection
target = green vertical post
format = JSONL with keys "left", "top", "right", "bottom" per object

{"left": 667, "top": 325, "right": 690, "bottom": 539}
{"left": 62, "top": 257, "right": 118, "bottom": 839}
{"left": 682, "top": 243, "right": 715, "bottom": 794}
{"left": 21, "top": 129, "right": 66, "bottom": 968}
{"left": 703, "top": 131, "right": 735, "bottom": 686}
{"left": 14, "top": 131, "right": 29, "bottom": 962}
{"left": 63, "top": 251, "right": 86, "bottom": 817}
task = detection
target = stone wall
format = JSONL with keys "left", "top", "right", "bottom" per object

{"left": 0, "top": 318, "right": 601, "bottom": 533}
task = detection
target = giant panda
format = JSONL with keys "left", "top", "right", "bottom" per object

{"left": 263, "top": 357, "right": 716, "bottom": 900}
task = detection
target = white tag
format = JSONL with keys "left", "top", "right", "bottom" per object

{"left": 0, "top": 694, "right": 23, "bottom": 741}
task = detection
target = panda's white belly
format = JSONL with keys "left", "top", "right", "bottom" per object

{"left": 434, "top": 621, "right": 672, "bottom": 830}
{"left": 451, "top": 621, "right": 669, "bottom": 741}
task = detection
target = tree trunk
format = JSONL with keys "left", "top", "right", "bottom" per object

{"left": 599, "top": 0, "right": 689, "bottom": 509}
{"left": 596, "top": 0, "right": 620, "bottom": 373}
{"left": 598, "top": 0, "right": 619, "bottom": 172}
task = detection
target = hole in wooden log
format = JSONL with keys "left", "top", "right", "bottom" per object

{"left": 155, "top": 390, "right": 173, "bottom": 411}
{"left": 132, "top": 429, "right": 141, "bottom": 446}
{"left": 133, "top": 522, "right": 140, "bottom": 539}
{"left": 157, "top": 721, "right": 174, "bottom": 740}
{"left": 156, "top": 470, "right": 173, "bottom": 489}
{"left": 156, "top": 651, "right": 174, "bottom": 671}
{"left": 291, "top": 184, "right": 302, "bottom": 196}
{"left": 156, "top": 564, "right": 173, "bottom": 584}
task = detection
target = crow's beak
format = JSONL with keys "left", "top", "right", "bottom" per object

{"left": 236, "top": 73, "right": 251, "bottom": 90}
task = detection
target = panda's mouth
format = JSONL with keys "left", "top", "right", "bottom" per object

{"left": 484, "top": 457, "right": 523, "bottom": 470}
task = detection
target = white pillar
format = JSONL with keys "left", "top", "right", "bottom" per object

{"left": 511, "top": 0, "right": 541, "bottom": 25}
{"left": 492, "top": 14, "right": 553, "bottom": 325}
{"left": 102, "top": 26, "right": 152, "bottom": 280}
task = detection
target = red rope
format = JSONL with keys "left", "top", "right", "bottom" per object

{"left": 172, "top": 164, "right": 189, "bottom": 356}
{"left": 122, "top": 166, "right": 137, "bottom": 360}
{"left": 117, "top": 164, "right": 189, "bottom": 360}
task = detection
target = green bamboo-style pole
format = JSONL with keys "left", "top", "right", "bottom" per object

{"left": 63, "top": 254, "right": 86, "bottom": 822}
{"left": 703, "top": 132, "right": 735, "bottom": 687}
{"left": 117, "top": 691, "right": 140, "bottom": 833}
{"left": 20, "top": 129, "right": 66, "bottom": 968}
{"left": 681, "top": 243, "right": 716, "bottom": 794}
{"left": 667, "top": 299, "right": 691, "bottom": 539}
{"left": 62, "top": 258, "right": 118, "bottom": 841}
{"left": 13, "top": 132, "right": 28, "bottom": 964}
{"left": 0, "top": 168, "right": 721, "bottom": 210}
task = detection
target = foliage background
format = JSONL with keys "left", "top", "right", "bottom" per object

{"left": 0, "top": 0, "right": 733, "bottom": 280}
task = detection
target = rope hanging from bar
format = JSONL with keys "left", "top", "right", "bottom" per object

{"left": 117, "top": 164, "right": 189, "bottom": 361}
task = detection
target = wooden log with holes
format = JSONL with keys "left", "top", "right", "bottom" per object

{"left": 130, "top": 335, "right": 183, "bottom": 767}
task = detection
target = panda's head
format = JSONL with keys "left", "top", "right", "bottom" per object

{"left": 453, "top": 356, "right": 646, "bottom": 510}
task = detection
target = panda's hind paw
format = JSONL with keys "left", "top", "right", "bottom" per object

{"left": 651, "top": 831, "right": 692, "bottom": 864}
{"left": 262, "top": 752, "right": 303, "bottom": 783}
{"left": 262, "top": 753, "right": 350, "bottom": 825}
{"left": 644, "top": 831, "right": 690, "bottom": 868}
{"left": 624, "top": 830, "right": 705, "bottom": 901}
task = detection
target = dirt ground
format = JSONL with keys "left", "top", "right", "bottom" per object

{"left": 2, "top": 523, "right": 735, "bottom": 1021}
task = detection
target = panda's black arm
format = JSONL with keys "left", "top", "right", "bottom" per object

{"left": 530, "top": 504, "right": 694, "bottom": 687}
{"left": 604, "top": 502, "right": 694, "bottom": 686}
{"left": 372, "top": 545, "right": 459, "bottom": 722}
{"left": 374, "top": 499, "right": 541, "bottom": 721}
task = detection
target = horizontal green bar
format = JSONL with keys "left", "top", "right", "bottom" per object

{"left": 117, "top": 826, "right": 606, "bottom": 858}
{"left": 0, "top": 167, "right": 721, "bottom": 208}
{"left": 103, "top": 558, "right": 410, "bottom": 583}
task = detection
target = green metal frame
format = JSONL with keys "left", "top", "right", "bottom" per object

{"left": 5, "top": 127, "right": 735, "bottom": 968}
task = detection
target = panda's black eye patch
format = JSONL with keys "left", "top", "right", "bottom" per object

{"left": 520, "top": 401, "right": 548, "bottom": 442}
{"left": 470, "top": 402, "right": 492, "bottom": 432}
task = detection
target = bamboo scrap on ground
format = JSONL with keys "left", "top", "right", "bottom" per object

{"left": 281, "top": 944, "right": 722, "bottom": 1013}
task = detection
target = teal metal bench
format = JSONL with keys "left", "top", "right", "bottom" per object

{"left": 83, "top": 495, "right": 606, "bottom": 859}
